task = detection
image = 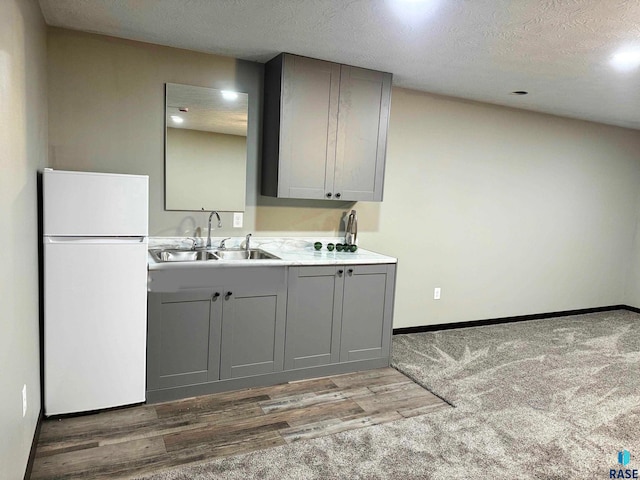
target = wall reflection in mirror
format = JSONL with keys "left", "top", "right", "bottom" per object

{"left": 165, "top": 83, "right": 248, "bottom": 212}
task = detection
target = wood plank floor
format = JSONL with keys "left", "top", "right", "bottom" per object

{"left": 31, "top": 368, "right": 449, "bottom": 479}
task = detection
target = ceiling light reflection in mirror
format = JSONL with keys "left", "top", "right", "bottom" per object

{"left": 611, "top": 49, "right": 640, "bottom": 71}
{"left": 165, "top": 83, "right": 248, "bottom": 212}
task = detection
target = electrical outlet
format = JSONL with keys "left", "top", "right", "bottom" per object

{"left": 434, "top": 287, "right": 441, "bottom": 300}
{"left": 22, "top": 385, "right": 27, "bottom": 418}
{"left": 233, "top": 212, "right": 243, "bottom": 228}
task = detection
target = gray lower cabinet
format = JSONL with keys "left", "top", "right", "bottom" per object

{"left": 219, "top": 282, "right": 287, "bottom": 380}
{"left": 147, "top": 263, "right": 396, "bottom": 402}
{"left": 284, "top": 266, "right": 343, "bottom": 369}
{"left": 147, "top": 267, "right": 287, "bottom": 393}
{"left": 285, "top": 264, "right": 396, "bottom": 369}
{"left": 340, "top": 264, "right": 395, "bottom": 362}
{"left": 147, "top": 289, "right": 222, "bottom": 390}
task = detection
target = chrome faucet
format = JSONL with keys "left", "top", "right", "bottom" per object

{"left": 219, "top": 237, "right": 231, "bottom": 250}
{"left": 206, "top": 211, "right": 222, "bottom": 248}
{"left": 244, "top": 233, "right": 252, "bottom": 251}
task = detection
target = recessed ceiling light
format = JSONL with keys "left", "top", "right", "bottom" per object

{"left": 221, "top": 90, "right": 239, "bottom": 100}
{"left": 510, "top": 91, "right": 529, "bottom": 95}
{"left": 611, "top": 50, "right": 640, "bottom": 71}
{"left": 170, "top": 115, "right": 183, "bottom": 124}
{"left": 387, "top": 0, "right": 441, "bottom": 24}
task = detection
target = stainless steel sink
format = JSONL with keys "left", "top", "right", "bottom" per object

{"left": 214, "top": 249, "right": 279, "bottom": 260}
{"left": 150, "top": 249, "right": 218, "bottom": 262}
{"left": 150, "top": 248, "right": 280, "bottom": 262}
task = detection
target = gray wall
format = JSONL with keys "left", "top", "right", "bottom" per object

{"left": 47, "top": 28, "right": 640, "bottom": 329}
{"left": 364, "top": 88, "right": 640, "bottom": 327}
{"left": 625, "top": 212, "right": 640, "bottom": 309}
{"left": 0, "top": 0, "right": 48, "bottom": 477}
{"left": 166, "top": 128, "right": 246, "bottom": 212}
{"left": 47, "top": 28, "right": 263, "bottom": 238}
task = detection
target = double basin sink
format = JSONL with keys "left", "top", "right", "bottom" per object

{"left": 150, "top": 248, "right": 280, "bottom": 263}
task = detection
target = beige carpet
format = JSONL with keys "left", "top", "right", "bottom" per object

{"left": 137, "top": 309, "right": 640, "bottom": 479}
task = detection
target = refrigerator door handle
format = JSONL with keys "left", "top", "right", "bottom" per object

{"left": 44, "top": 236, "right": 147, "bottom": 244}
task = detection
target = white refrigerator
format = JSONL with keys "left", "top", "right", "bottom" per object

{"left": 43, "top": 169, "right": 149, "bottom": 415}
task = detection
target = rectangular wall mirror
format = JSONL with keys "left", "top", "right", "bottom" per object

{"left": 165, "top": 83, "right": 248, "bottom": 211}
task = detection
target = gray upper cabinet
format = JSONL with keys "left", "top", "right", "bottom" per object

{"left": 262, "top": 53, "right": 392, "bottom": 201}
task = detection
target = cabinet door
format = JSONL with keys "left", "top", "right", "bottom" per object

{"left": 285, "top": 266, "right": 344, "bottom": 369}
{"left": 147, "top": 290, "right": 222, "bottom": 390}
{"left": 340, "top": 264, "right": 395, "bottom": 362}
{"left": 220, "top": 278, "right": 287, "bottom": 379}
{"left": 334, "top": 66, "right": 392, "bottom": 201}
{"left": 279, "top": 54, "right": 341, "bottom": 199}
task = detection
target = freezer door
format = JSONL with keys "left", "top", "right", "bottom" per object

{"left": 44, "top": 240, "right": 148, "bottom": 415}
{"left": 44, "top": 169, "right": 148, "bottom": 236}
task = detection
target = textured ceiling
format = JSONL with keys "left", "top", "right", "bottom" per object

{"left": 39, "top": 0, "right": 640, "bottom": 130}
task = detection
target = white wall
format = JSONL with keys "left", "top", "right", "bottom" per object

{"left": 47, "top": 29, "right": 640, "bottom": 330}
{"left": 0, "top": 0, "right": 48, "bottom": 477}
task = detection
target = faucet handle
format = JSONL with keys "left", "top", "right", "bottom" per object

{"left": 219, "top": 237, "right": 231, "bottom": 249}
{"left": 244, "top": 233, "right": 252, "bottom": 251}
{"left": 186, "top": 237, "right": 198, "bottom": 250}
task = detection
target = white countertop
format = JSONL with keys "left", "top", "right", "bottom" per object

{"left": 147, "top": 237, "right": 397, "bottom": 270}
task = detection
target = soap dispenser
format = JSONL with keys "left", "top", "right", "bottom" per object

{"left": 345, "top": 210, "right": 358, "bottom": 246}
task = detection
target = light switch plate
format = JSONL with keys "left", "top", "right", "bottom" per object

{"left": 233, "top": 212, "right": 243, "bottom": 228}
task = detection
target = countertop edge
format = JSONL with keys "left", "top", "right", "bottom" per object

{"left": 148, "top": 256, "right": 398, "bottom": 270}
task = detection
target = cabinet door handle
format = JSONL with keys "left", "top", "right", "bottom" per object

{"left": 326, "top": 192, "right": 332, "bottom": 198}
{"left": 335, "top": 193, "right": 341, "bottom": 198}
{"left": 348, "top": 268, "right": 354, "bottom": 274}
{"left": 226, "top": 291, "right": 233, "bottom": 298}
{"left": 337, "top": 269, "right": 344, "bottom": 276}
{"left": 212, "top": 292, "right": 220, "bottom": 300}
